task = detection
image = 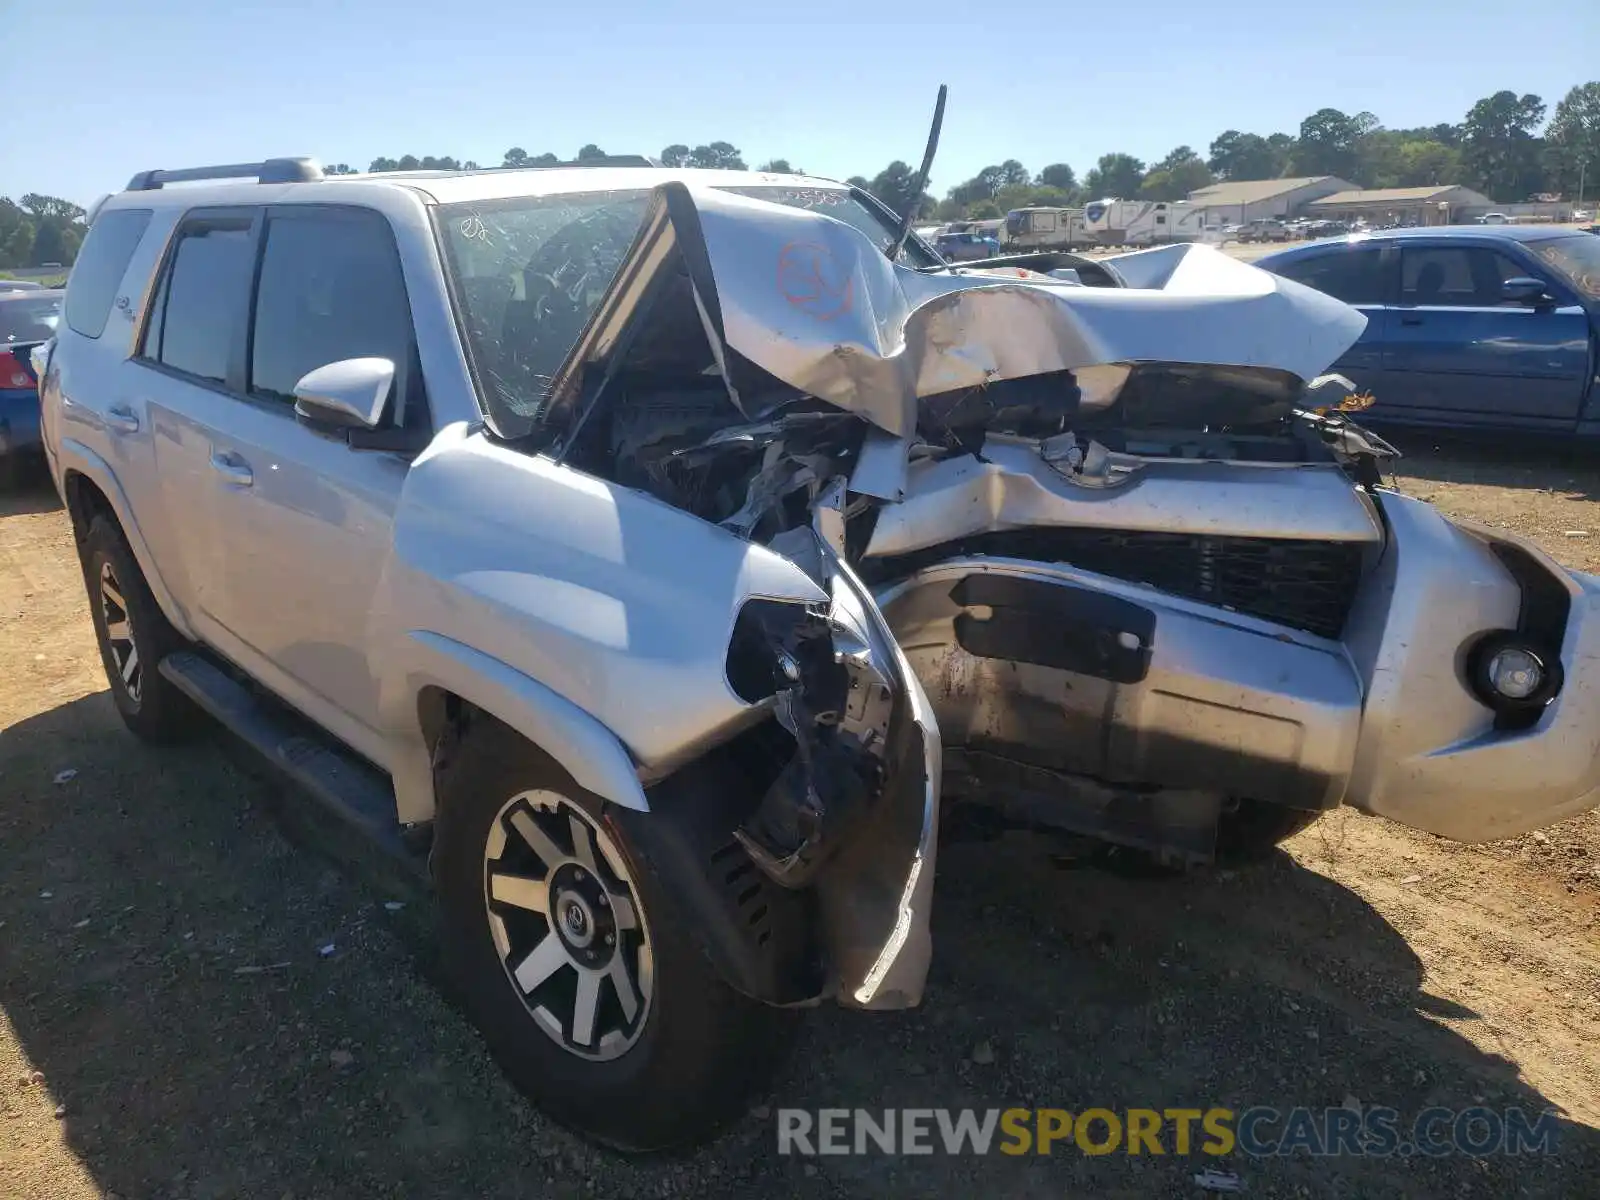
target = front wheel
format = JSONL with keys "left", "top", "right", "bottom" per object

{"left": 432, "top": 718, "right": 795, "bottom": 1151}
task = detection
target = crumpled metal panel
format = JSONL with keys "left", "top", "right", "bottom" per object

{"left": 687, "top": 188, "right": 1368, "bottom": 437}
{"left": 863, "top": 444, "right": 1385, "bottom": 561}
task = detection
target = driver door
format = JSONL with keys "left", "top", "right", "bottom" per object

{"left": 1381, "top": 243, "right": 1590, "bottom": 426}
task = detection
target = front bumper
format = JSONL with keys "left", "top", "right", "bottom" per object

{"left": 1342, "top": 493, "right": 1600, "bottom": 841}
{"left": 876, "top": 490, "right": 1600, "bottom": 845}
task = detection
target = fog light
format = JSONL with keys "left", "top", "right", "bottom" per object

{"left": 1486, "top": 646, "right": 1545, "bottom": 701}
{"left": 1468, "top": 631, "right": 1561, "bottom": 714}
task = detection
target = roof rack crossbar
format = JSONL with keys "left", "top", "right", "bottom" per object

{"left": 126, "top": 157, "right": 325, "bottom": 191}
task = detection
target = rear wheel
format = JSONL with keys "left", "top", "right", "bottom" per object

{"left": 82, "top": 514, "right": 198, "bottom": 742}
{"left": 433, "top": 718, "right": 794, "bottom": 1151}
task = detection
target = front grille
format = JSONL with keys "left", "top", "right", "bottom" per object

{"left": 867, "top": 529, "right": 1363, "bottom": 639}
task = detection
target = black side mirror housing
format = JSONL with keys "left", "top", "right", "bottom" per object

{"left": 1502, "top": 276, "right": 1552, "bottom": 306}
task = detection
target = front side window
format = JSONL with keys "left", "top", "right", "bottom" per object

{"left": 1272, "top": 248, "right": 1388, "bottom": 305}
{"left": 1399, "top": 246, "right": 1538, "bottom": 307}
{"left": 250, "top": 209, "right": 412, "bottom": 403}
{"left": 142, "top": 218, "right": 254, "bottom": 384}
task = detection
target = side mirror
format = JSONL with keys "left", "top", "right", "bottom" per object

{"left": 292, "top": 357, "right": 395, "bottom": 430}
{"left": 1502, "top": 277, "right": 1552, "bottom": 306}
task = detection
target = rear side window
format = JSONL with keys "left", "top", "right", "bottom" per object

{"left": 249, "top": 209, "right": 411, "bottom": 402}
{"left": 65, "top": 208, "right": 151, "bottom": 339}
{"left": 142, "top": 217, "right": 255, "bottom": 385}
{"left": 1272, "top": 248, "right": 1388, "bottom": 305}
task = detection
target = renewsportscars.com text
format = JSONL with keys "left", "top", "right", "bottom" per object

{"left": 776, "top": 1106, "right": 1561, "bottom": 1158}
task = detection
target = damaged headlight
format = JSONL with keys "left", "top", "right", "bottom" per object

{"left": 722, "top": 580, "right": 902, "bottom": 888}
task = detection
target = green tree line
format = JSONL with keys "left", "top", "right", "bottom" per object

{"left": 0, "top": 195, "right": 88, "bottom": 270}
{"left": 350, "top": 82, "right": 1600, "bottom": 222}
{"left": 354, "top": 82, "right": 1599, "bottom": 222}
{"left": 922, "top": 82, "right": 1600, "bottom": 221}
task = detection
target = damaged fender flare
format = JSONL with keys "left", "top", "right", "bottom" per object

{"left": 383, "top": 631, "right": 650, "bottom": 826}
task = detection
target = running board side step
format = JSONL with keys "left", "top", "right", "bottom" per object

{"left": 159, "top": 650, "right": 425, "bottom": 879}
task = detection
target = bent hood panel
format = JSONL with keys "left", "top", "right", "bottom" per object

{"left": 535, "top": 184, "right": 1368, "bottom": 446}
{"left": 688, "top": 188, "right": 1367, "bottom": 429}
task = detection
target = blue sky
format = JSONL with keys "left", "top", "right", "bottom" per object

{"left": 9, "top": 0, "right": 1596, "bottom": 206}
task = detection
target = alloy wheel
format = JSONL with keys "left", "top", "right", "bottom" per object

{"left": 483, "top": 790, "right": 654, "bottom": 1061}
{"left": 98, "top": 560, "right": 142, "bottom": 704}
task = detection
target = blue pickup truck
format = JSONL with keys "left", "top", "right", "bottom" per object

{"left": 1258, "top": 228, "right": 1600, "bottom": 435}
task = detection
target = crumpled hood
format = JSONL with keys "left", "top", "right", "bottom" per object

{"left": 688, "top": 186, "right": 1368, "bottom": 438}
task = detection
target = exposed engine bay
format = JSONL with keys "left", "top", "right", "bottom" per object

{"left": 513, "top": 181, "right": 1396, "bottom": 873}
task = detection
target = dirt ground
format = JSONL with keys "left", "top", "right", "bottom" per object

{"left": 3, "top": 435, "right": 1599, "bottom": 1200}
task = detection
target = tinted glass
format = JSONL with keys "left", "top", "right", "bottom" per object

{"left": 1400, "top": 246, "right": 1536, "bottom": 307}
{"left": 65, "top": 208, "right": 151, "bottom": 339}
{"left": 1273, "top": 248, "right": 1387, "bottom": 304}
{"left": 0, "top": 293, "right": 62, "bottom": 344}
{"left": 148, "top": 223, "right": 254, "bottom": 383}
{"left": 250, "top": 210, "right": 411, "bottom": 403}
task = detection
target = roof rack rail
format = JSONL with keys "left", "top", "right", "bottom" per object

{"left": 125, "top": 157, "right": 324, "bottom": 191}
{"left": 538, "top": 155, "right": 659, "bottom": 170}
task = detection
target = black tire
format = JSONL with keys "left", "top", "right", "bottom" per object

{"left": 1215, "top": 798, "right": 1321, "bottom": 864}
{"left": 432, "top": 717, "right": 794, "bottom": 1152}
{"left": 81, "top": 513, "right": 198, "bottom": 742}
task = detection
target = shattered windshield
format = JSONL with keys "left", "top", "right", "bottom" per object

{"left": 1528, "top": 234, "right": 1600, "bottom": 301}
{"left": 438, "top": 183, "right": 941, "bottom": 426}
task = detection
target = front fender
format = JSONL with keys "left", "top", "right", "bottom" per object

{"left": 376, "top": 630, "right": 650, "bottom": 827}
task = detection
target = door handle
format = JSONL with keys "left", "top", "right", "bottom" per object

{"left": 208, "top": 449, "right": 254, "bottom": 487}
{"left": 105, "top": 404, "right": 140, "bottom": 433}
{"left": 1399, "top": 316, "right": 1424, "bottom": 326}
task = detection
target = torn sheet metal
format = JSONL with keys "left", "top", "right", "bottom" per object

{"left": 686, "top": 186, "right": 1367, "bottom": 435}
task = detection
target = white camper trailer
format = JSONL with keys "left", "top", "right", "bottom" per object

{"left": 1081, "top": 198, "right": 1218, "bottom": 246}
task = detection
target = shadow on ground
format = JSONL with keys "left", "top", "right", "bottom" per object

{"left": 0, "top": 467, "right": 64, "bottom": 518}
{"left": 2, "top": 692, "right": 1595, "bottom": 1198}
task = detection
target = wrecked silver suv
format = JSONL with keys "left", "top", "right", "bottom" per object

{"left": 45, "top": 161, "right": 1600, "bottom": 1153}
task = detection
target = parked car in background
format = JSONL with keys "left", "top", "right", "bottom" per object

{"left": 1237, "top": 218, "right": 1292, "bottom": 243}
{"left": 1479, "top": 212, "right": 1510, "bottom": 225}
{"left": 934, "top": 230, "right": 1001, "bottom": 261}
{"left": 0, "top": 288, "right": 62, "bottom": 483}
{"left": 0, "top": 278, "right": 46, "bottom": 290}
{"left": 1258, "top": 227, "right": 1600, "bottom": 435}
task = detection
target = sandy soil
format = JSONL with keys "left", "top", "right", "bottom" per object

{"left": 2, "top": 436, "right": 1598, "bottom": 1199}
